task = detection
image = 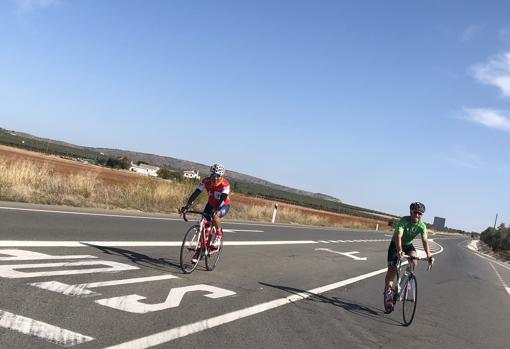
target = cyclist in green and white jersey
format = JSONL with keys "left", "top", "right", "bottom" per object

{"left": 384, "top": 202, "right": 435, "bottom": 312}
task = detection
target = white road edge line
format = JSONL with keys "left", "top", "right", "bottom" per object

{"left": 0, "top": 205, "right": 379, "bottom": 230}
{"left": 488, "top": 262, "right": 510, "bottom": 296}
{"left": 0, "top": 206, "right": 182, "bottom": 221}
{"left": 466, "top": 240, "right": 510, "bottom": 271}
{"left": 0, "top": 309, "right": 94, "bottom": 347}
{"left": 101, "top": 267, "right": 387, "bottom": 349}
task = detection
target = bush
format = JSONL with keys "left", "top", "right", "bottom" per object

{"left": 481, "top": 227, "right": 510, "bottom": 251}
{"left": 105, "top": 156, "right": 130, "bottom": 169}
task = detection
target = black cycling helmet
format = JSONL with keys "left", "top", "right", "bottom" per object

{"left": 410, "top": 202, "right": 426, "bottom": 213}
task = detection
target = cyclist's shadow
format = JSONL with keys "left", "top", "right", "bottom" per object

{"left": 259, "top": 282, "right": 401, "bottom": 325}
{"left": 82, "top": 243, "right": 182, "bottom": 272}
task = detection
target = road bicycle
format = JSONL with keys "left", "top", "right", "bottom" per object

{"left": 385, "top": 254, "right": 433, "bottom": 326}
{"left": 179, "top": 209, "right": 223, "bottom": 274}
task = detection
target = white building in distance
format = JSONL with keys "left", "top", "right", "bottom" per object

{"left": 183, "top": 169, "right": 200, "bottom": 180}
{"left": 129, "top": 162, "right": 159, "bottom": 177}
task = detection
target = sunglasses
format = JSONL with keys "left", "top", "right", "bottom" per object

{"left": 412, "top": 211, "right": 423, "bottom": 216}
{"left": 211, "top": 174, "right": 221, "bottom": 179}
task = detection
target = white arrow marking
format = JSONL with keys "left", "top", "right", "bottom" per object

{"left": 315, "top": 248, "right": 367, "bottom": 260}
{"left": 0, "top": 309, "right": 94, "bottom": 347}
{"left": 96, "top": 284, "right": 236, "bottom": 313}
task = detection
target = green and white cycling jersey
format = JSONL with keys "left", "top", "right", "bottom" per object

{"left": 392, "top": 216, "right": 428, "bottom": 246}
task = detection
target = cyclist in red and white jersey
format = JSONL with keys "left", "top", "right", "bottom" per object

{"left": 180, "top": 163, "right": 230, "bottom": 248}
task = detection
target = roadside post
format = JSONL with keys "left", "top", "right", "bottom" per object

{"left": 271, "top": 203, "right": 278, "bottom": 223}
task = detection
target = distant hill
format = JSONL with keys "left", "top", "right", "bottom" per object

{"left": 91, "top": 147, "right": 342, "bottom": 203}
{"left": 0, "top": 127, "right": 404, "bottom": 221}
{"left": 0, "top": 127, "right": 340, "bottom": 203}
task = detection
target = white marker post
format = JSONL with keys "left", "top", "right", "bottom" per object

{"left": 271, "top": 203, "right": 278, "bottom": 223}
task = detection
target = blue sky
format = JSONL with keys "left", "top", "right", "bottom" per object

{"left": 1, "top": 0, "right": 509, "bottom": 233}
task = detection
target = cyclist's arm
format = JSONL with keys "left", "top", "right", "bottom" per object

{"left": 185, "top": 189, "right": 202, "bottom": 207}
{"left": 396, "top": 233, "right": 403, "bottom": 257}
{"left": 421, "top": 236, "right": 434, "bottom": 263}
{"left": 217, "top": 193, "right": 228, "bottom": 208}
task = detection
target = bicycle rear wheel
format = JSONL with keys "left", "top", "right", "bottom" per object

{"left": 180, "top": 225, "right": 202, "bottom": 274}
{"left": 402, "top": 275, "right": 418, "bottom": 326}
{"left": 205, "top": 232, "right": 223, "bottom": 271}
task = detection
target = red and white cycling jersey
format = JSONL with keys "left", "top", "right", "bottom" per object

{"left": 197, "top": 177, "right": 231, "bottom": 207}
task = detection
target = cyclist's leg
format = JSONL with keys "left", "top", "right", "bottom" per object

{"left": 214, "top": 205, "right": 230, "bottom": 238}
{"left": 203, "top": 204, "right": 215, "bottom": 245}
{"left": 385, "top": 241, "right": 398, "bottom": 290}
{"left": 404, "top": 244, "right": 417, "bottom": 270}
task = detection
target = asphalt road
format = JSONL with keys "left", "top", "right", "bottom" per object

{"left": 0, "top": 202, "right": 509, "bottom": 349}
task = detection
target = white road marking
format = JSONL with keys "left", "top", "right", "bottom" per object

{"left": 30, "top": 275, "right": 180, "bottom": 297}
{"left": 0, "top": 206, "right": 182, "bottom": 221}
{"left": 0, "top": 240, "right": 318, "bottom": 247}
{"left": 466, "top": 240, "right": 510, "bottom": 270}
{"left": 0, "top": 205, "right": 344, "bottom": 231}
{"left": 0, "top": 239, "right": 394, "bottom": 248}
{"left": 0, "top": 241, "right": 183, "bottom": 247}
{"left": 223, "top": 229, "right": 264, "bottom": 233}
{"left": 0, "top": 309, "right": 94, "bottom": 347}
{"left": 96, "top": 285, "right": 236, "bottom": 313}
{"left": 315, "top": 248, "right": 367, "bottom": 260}
{"left": 30, "top": 281, "right": 100, "bottom": 297}
{"left": 0, "top": 249, "right": 96, "bottom": 261}
{"left": 102, "top": 267, "right": 389, "bottom": 349}
{"left": 488, "top": 262, "right": 510, "bottom": 296}
{"left": 0, "top": 260, "right": 138, "bottom": 278}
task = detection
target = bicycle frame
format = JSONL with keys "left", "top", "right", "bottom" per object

{"left": 394, "top": 254, "right": 431, "bottom": 298}
{"left": 198, "top": 215, "right": 216, "bottom": 254}
{"left": 184, "top": 210, "right": 215, "bottom": 249}
{"left": 394, "top": 257, "right": 413, "bottom": 300}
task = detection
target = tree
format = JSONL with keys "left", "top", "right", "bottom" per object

{"left": 105, "top": 156, "right": 131, "bottom": 169}
{"left": 497, "top": 222, "right": 506, "bottom": 230}
{"left": 157, "top": 168, "right": 172, "bottom": 179}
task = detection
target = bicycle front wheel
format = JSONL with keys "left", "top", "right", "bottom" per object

{"left": 180, "top": 225, "right": 202, "bottom": 274}
{"left": 205, "top": 233, "right": 223, "bottom": 271}
{"left": 402, "top": 275, "right": 418, "bottom": 326}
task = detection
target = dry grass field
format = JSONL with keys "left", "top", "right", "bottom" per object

{"left": 0, "top": 144, "right": 391, "bottom": 231}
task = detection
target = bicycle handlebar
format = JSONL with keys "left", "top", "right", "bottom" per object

{"left": 180, "top": 209, "right": 204, "bottom": 222}
{"left": 401, "top": 254, "right": 435, "bottom": 271}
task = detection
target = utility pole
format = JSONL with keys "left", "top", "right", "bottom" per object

{"left": 494, "top": 213, "right": 498, "bottom": 229}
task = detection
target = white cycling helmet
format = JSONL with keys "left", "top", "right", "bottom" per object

{"left": 210, "top": 163, "right": 225, "bottom": 176}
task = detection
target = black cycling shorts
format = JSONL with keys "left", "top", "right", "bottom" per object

{"left": 204, "top": 203, "right": 230, "bottom": 218}
{"left": 387, "top": 240, "right": 416, "bottom": 267}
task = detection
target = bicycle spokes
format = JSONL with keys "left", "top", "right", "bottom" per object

{"left": 180, "top": 225, "right": 202, "bottom": 274}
